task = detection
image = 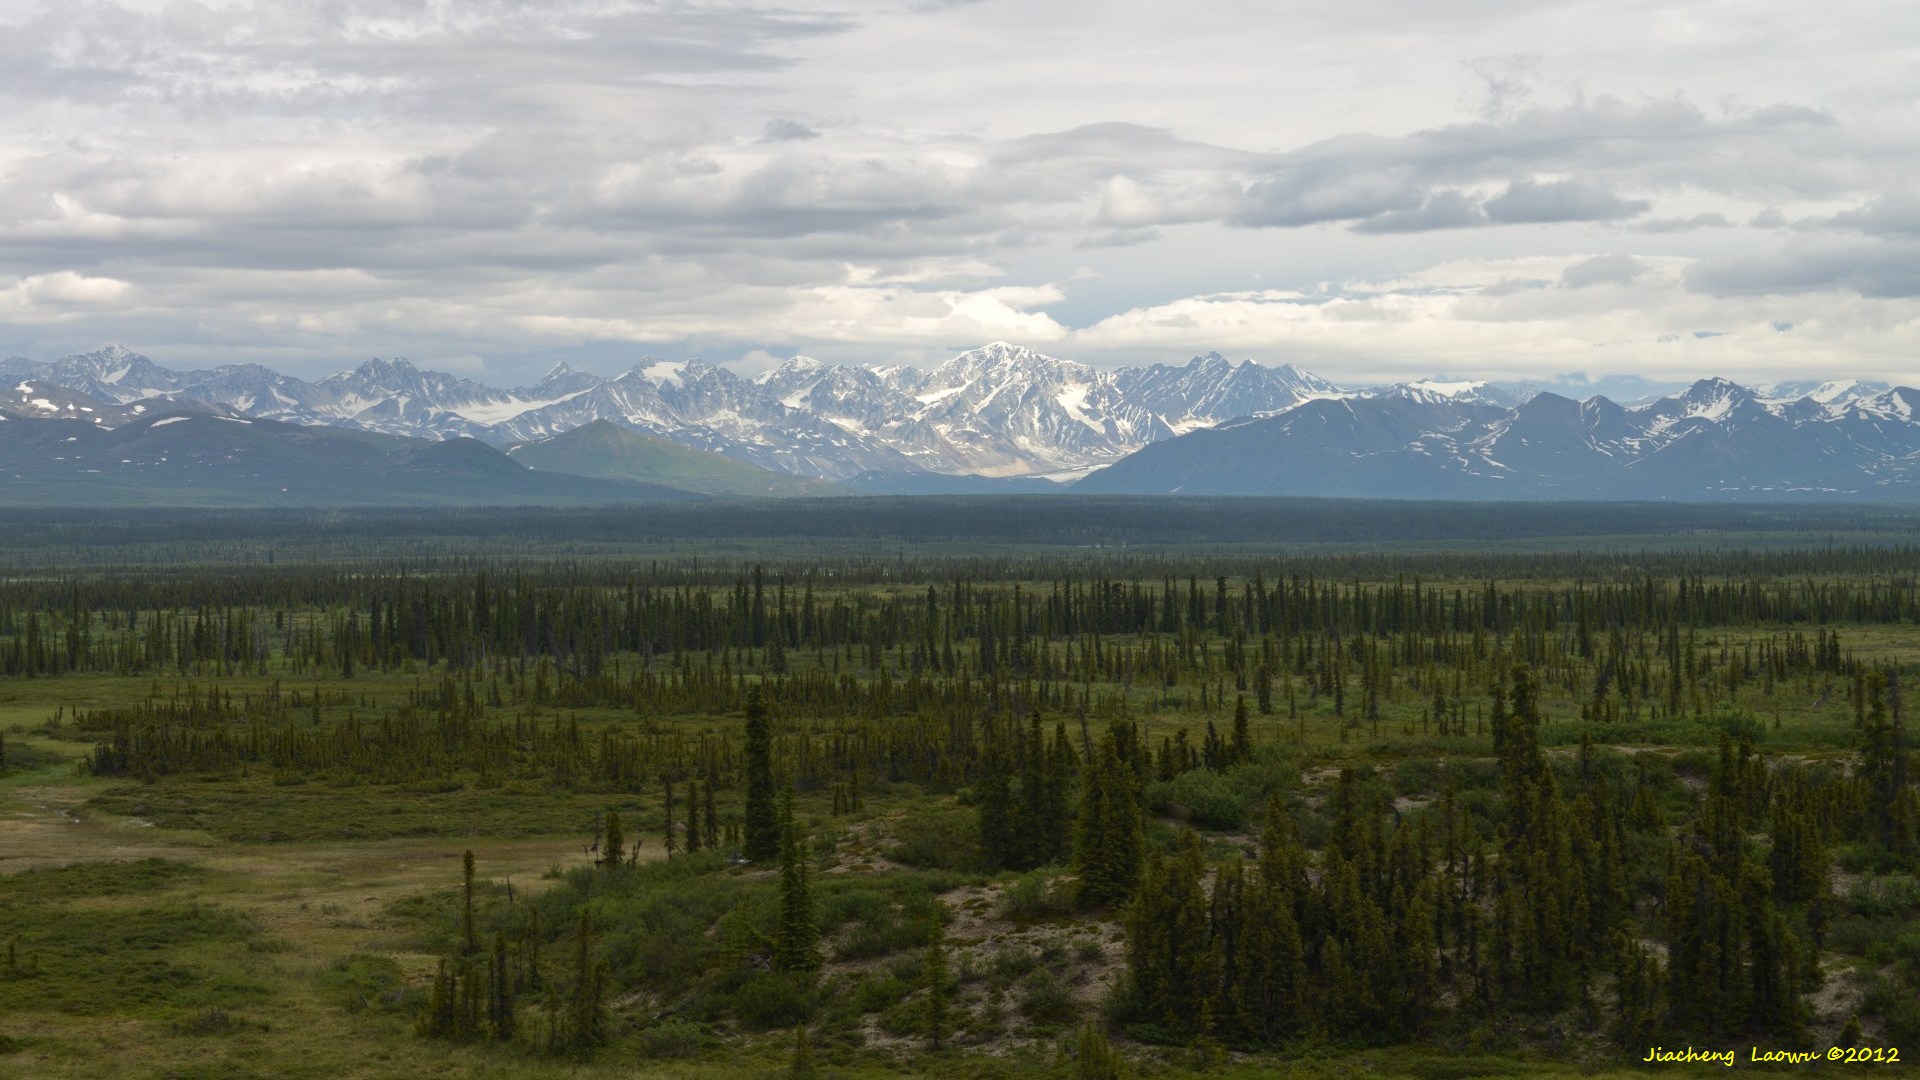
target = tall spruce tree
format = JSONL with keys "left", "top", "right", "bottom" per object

{"left": 601, "top": 810, "right": 624, "bottom": 869}
{"left": 772, "top": 787, "right": 821, "bottom": 974}
{"left": 743, "top": 691, "right": 779, "bottom": 863}
{"left": 923, "top": 905, "right": 952, "bottom": 1049}
{"left": 1074, "top": 738, "right": 1143, "bottom": 908}
{"left": 461, "top": 849, "right": 479, "bottom": 955}
{"left": 1859, "top": 671, "right": 1918, "bottom": 861}
{"left": 563, "top": 909, "right": 608, "bottom": 1056}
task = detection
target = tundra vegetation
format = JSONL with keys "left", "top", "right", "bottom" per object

{"left": 0, "top": 501, "right": 1916, "bottom": 1078}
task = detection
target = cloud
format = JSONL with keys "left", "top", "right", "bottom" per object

{"left": 1075, "top": 227, "right": 1161, "bottom": 249}
{"left": 1639, "top": 212, "right": 1732, "bottom": 232}
{"left": 762, "top": 119, "right": 822, "bottom": 142}
{"left": 1829, "top": 192, "right": 1920, "bottom": 237}
{"left": 0, "top": 272, "right": 132, "bottom": 319}
{"left": 1351, "top": 191, "right": 1487, "bottom": 233}
{"left": 1068, "top": 254, "right": 1920, "bottom": 385}
{"left": 1560, "top": 254, "right": 1646, "bottom": 288}
{"left": 1687, "top": 238, "right": 1920, "bottom": 298}
{"left": 0, "top": 0, "right": 1912, "bottom": 382}
{"left": 1484, "top": 178, "right": 1648, "bottom": 223}
{"left": 727, "top": 348, "right": 787, "bottom": 376}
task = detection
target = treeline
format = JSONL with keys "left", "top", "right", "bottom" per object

{"left": 1, "top": 564, "right": 1902, "bottom": 693}
{"left": 8, "top": 499, "right": 1920, "bottom": 566}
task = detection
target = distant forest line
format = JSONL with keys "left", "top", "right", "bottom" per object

{"left": 5, "top": 497, "right": 1920, "bottom": 571}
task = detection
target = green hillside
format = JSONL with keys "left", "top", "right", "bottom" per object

{"left": 507, "top": 419, "right": 833, "bottom": 497}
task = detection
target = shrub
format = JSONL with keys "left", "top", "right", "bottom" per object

{"left": 1393, "top": 756, "right": 1441, "bottom": 797}
{"left": 635, "top": 1020, "right": 714, "bottom": 1058}
{"left": 999, "top": 871, "right": 1073, "bottom": 921}
{"left": 1843, "top": 874, "right": 1920, "bottom": 919}
{"left": 1145, "top": 769, "right": 1247, "bottom": 830}
{"left": 852, "top": 974, "right": 913, "bottom": 1014}
{"left": 889, "top": 809, "right": 985, "bottom": 872}
{"left": 731, "top": 973, "right": 815, "bottom": 1031}
{"left": 1018, "top": 968, "right": 1075, "bottom": 1025}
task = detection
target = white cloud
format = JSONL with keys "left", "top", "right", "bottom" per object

{"left": 0, "top": 271, "right": 133, "bottom": 318}
{"left": 0, "top": 0, "right": 1913, "bottom": 383}
{"left": 1072, "top": 254, "right": 1920, "bottom": 385}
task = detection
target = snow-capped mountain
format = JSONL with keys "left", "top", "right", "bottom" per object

{"left": 1111, "top": 353, "right": 1339, "bottom": 435}
{"left": 1078, "top": 375, "right": 1920, "bottom": 500}
{"left": 752, "top": 344, "right": 1346, "bottom": 477}
{"left": 0, "top": 342, "right": 1386, "bottom": 480}
{"left": 7, "top": 344, "right": 1920, "bottom": 498}
{"left": 0, "top": 344, "right": 186, "bottom": 401}
{"left": 1368, "top": 378, "right": 1521, "bottom": 409}
{"left": 1759, "top": 379, "right": 1891, "bottom": 407}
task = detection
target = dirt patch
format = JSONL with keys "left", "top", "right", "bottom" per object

{"left": 0, "top": 783, "right": 210, "bottom": 873}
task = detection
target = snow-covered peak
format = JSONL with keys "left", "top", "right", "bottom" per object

{"left": 85, "top": 343, "right": 140, "bottom": 372}
{"left": 754, "top": 355, "right": 826, "bottom": 386}
{"left": 1851, "top": 387, "right": 1920, "bottom": 422}
{"left": 525, "top": 361, "right": 601, "bottom": 397}
{"left": 324, "top": 357, "right": 422, "bottom": 390}
{"left": 1677, "top": 377, "right": 1753, "bottom": 420}
{"left": 1405, "top": 378, "right": 1486, "bottom": 397}
{"left": 1758, "top": 378, "right": 1891, "bottom": 407}
{"left": 1271, "top": 363, "right": 1342, "bottom": 396}
{"left": 926, "top": 343, "right": 1089, "bottom": 391}
{"left": 628, "top": 359, "right": 691, "bottom": 386}
{"left": 1368, "top": 377, "right": 1513, "bottom": 408}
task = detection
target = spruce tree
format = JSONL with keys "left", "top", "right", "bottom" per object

{"left": 1040, "top": 722, "right": 1077, "bottom": 865}
{"left": 1074, "top": 739, "right": 1143, "bottom": 908}
{"left": 1123, "top": 830, "right": 1214, "bottom": 1031}
{"left": 1072, "top": 1023, "right": 1125, "bottom": 1080}
{"left": 1230, "top": 695, "right": 1251, "bottom": 764}
{"left": 788, "top": 1026, "right": 816, "bottom": 1077}
{"left": 1858, "top": 671, "right": 1918, "bottom": 861}
{"left": 773, "top": 787, "right": 821, "bottom": 974}
{"left": 664, "top": 777, "right": 678, "bottom": 858}
{"left": 703, "top": 779, "right": 720, "bottom": 848}
{"left": 461, "top": 849, "right": 479, "bottom": 955}
{"left": 977, "top": 742, "right": 1016, "bottom": 868}
{"left": 690, "top": 781, "right": 707, "bottom": 853}
{"left": 1234, "top": 876, "right": 1305, "bottom": 1044}
{"left": 488, "top": 928, "right": 515, "bottom": 1041}
{"left": 601, "top": 810, "right": 624, "bottom": 869}
{"left": 743, "top": 690, "right": 779, "bottom": 863}
{"left": 923, "top": 905, "right": 952, "bottom": 1050}
{"left": 566, "top": 909, "right": 608, "bottom": 1056}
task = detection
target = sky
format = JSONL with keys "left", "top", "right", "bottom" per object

{"left": 0, "top": 0, "right": 1916, "bottom": 389}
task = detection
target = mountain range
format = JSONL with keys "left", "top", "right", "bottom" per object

{"left": 2, "top": 342, "right": 1917, "bottom": 502}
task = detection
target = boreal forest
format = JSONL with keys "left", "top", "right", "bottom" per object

{"left": 0, "top": 500, "right": 1914, "bottom": 1079}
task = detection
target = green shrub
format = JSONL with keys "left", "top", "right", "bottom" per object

{"left": 1844, "top": 874, "right": 1920, "bottom": 918}
{"left": 318, "top": 953, "right": 408, "bottom": 1014}
{"left": 731, "top": 972, "right": 815, "bottom": 1031}
{"left": 1393, "top": 756, "right": 1441, "bottom": 796}
{"left": 852, "top": 974, "right": 912, "bottom": 1014}
{"left": 989, "top": 947, "right": 1037, "bottom": 985}
{"left": 888, "top": 808, "right": 986, "bottom": 872}
{"left": 1017, "top": 968, "right": 1074, "bottom": 1025}
{"left": 635, "top": 1020, "right": 714, "bottom": 1058}
{"left": 999, "top": 871, "right": 1073, "bottom": 921}
{"left": 1862, "top": 970, "right": 1920, "bottom": 1044}
{"left": 1145, "top": 769, "right": 1247, "bottom": 830}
